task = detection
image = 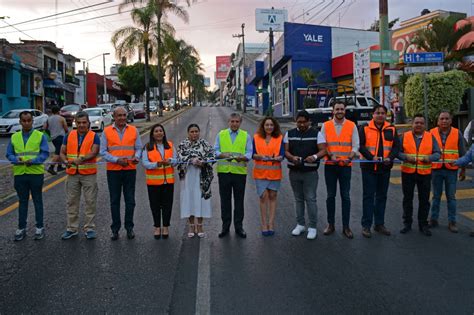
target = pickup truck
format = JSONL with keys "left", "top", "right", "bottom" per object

{"left": 301, "top": 84, "right": 390, "bottom": 128}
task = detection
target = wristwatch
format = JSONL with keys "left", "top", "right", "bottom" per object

{"left": 312, "top": 154, "right": 318, "bottom": 161}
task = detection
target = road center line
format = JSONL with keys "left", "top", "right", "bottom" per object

{"left": 195, "top": 239, "right": 211, "bottom": 315}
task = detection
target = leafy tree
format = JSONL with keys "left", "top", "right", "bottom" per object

{"left": 368, "top": 18, "right": 400, "bottom": 31}
{"left": 411, "top": 16, "right": 472, "bottom": 63}
{"left": 404, "top": 70, "right": 471, "bottom": 126}
{"left": 297, "top": 68, "right": 324, "bottom": 86}
{"left": 118, "top": 62, "right": 158, "bottom": 99}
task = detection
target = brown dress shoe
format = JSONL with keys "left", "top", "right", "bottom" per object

{"left": 374, "top": 225, "right": 391, "bottom": 236}
{"left": 448, "top": 222, "right": 458, "bottom": 233}
{"left": 343, "top": 227, "right": 353, "bottom": 239}
{"left": 323, "top": 224, "right": 335, "bottom": 235}
{"left": 362, "top": 228, "right": 371, "bottom": 238}
{"left": 429, "top": 219, "right": 439, "bottom": 228}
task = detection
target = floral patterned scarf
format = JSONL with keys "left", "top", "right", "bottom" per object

{"left": 177, "top": 138, "right": 216, "bottom": 200}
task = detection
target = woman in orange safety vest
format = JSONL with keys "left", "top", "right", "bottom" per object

{"left": 142, "top": 124, "right": 176, "bottom": 239}
{"left": 252, "top": 117, "right": 284, "bottom": 236}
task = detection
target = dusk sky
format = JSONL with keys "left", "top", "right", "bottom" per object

{"left": 0, "top": 0, "right": 472, "bottom": 87}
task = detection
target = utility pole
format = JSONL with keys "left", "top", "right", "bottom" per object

{"left": 379, "top": 0, "right": 390, "bottom": 108}
{"left": 83, "top": 61, "right": 87, "bottom": 105}
{"left": 268, "top": 27, "right": 274, "bottom": 116}
{"left": 233, "top": 23, "right": 246, "bottom": 113}
{"left": 102, "top": 53, "right": 110, "bottom": 103}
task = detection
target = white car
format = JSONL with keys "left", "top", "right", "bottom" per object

{"left": 73, "top": 108, "right": 112, "bottom": 132}
{"left": 0, "top": 109, "right": 48, "bottom": 135}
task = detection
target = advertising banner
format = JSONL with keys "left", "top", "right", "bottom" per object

{"left": 353, "top": 48, "right": 372, "bottom": 97}
{"left": 255, "top": 8, "right": 288, "bottom": 32}
{"left": 216, "top": 56, "right": 231, "bottom": 80}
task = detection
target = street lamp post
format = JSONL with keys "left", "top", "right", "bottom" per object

{"left": 102, "top": 53, "right": 110, "bottom": 103}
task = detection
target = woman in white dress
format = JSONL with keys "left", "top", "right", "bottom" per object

{"left": 177, "top": 124, "right": 215, "bottom": 238}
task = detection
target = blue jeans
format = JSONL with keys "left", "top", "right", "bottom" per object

{"left": 289, "top": 170, "right": 318, "bottom": 228}
{"left": 107, "top": 170, "right": 136, "bottom": 232}
{"left": 361, "top": 169, "right": 391, "bottom": 228}
{"left": 14, "top": 174, "right": 44, "bottom": 229}
{"left": 430, "top": 169, "right": 458, "bottom": 222}
{"left": 325, "top": 165, "right": 351, "bottom": 227}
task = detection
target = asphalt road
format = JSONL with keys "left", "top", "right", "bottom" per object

{"left": 0, "top": 107, "right": 473, "bottom": 314}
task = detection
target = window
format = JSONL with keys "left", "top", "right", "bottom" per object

{"left": 281, "top": 65, "right": 288, "bottom": 77}
{"left": 21, "top": 74, "right": 29, "bottom": 97}
{"left": 0, "top": 68, "right": 6, "bottom": 94}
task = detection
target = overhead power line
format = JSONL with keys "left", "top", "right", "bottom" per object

{"left": 305, "top": 0, "right": 335, "bottom": 24}
{"left": 320, "top": 0, "right": 345, "bottom": 25}
{"left": 0, "top": 0, "right": 113, "bottom": 29}
{"left": 0, "top": 9, "right": 133, "bottom": 35}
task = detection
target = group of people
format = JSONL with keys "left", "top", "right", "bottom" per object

{"left": 5, "top": 102, "right": 474, "bottom": 242}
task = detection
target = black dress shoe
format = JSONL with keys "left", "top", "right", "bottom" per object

{"left": 154, "top": 234, "right": 161, "bottom": 240}
{"left": 126, "top": 229, "right": 135, "bottom": 239}
{"left": 419, "top": 226, "right": 432, "bottom": 236}
{"left": 111, "top": 231, "right": 119, "bottom": 241}
{"left": 235, "top": 228, "right": 247, "bottom": 238}
{"left": 161, "top": 234, "right": 169, "bottom": 239}
{"left": 400, "top": 225, "right": 411, "bottom": 234}
{"left": 218, "top": 229, "right": 229, "bottom": 238}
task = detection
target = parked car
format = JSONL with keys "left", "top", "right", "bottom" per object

{"left": 0, "top": 109, "right": 48, "bottom": 135}
{"left": 73, "top": 108, "right": 112, "bottom": 132}
{"left": 112, "top": 103, "right": 134, "bottom": 123}
{"left": 131, "top": 103, "right": 146, "bottom": 119}
{"left": 60, "top": 104, "right": 87, "bottom": 126}
{"left": 149, "top": 101, "right": 158, "bottom": 114}
{"left": 98, "top": 103, "right": 114, "bottom": 113}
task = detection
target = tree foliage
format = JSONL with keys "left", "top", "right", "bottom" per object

{"left": 297, "top": 68, "right": 324, "bottom": 86}
{"left": 404, "top": 70, "right": 471, "bottom": 124}
{"left": 411, "top": 16, "right": 472, "bottom": 62}
{"left": 367, "top": 18, "right": 399, "bottom": 31}
{"left": 118, "top": 62, "right": 158, "bottom": 97}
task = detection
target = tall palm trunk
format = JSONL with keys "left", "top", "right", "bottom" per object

{"left": 156, "top": 12, "right": 164, "bottom": 117}
{"left": 174, "top": 68, "right": 178, "bottom": 110}
{"left": 144, "top": 37, "right": 151, "bottom": 122}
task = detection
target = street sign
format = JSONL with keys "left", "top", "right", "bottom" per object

{"left": 404, "top": 65, "right": 444, "bottom": 74}
{"left": 403, "top": 52, "right": 444, "bottom": 63}
{"left": 255, "top": 8, "right": 288, "bottom": 32}
{"left": 384, "top": 69, "right": 403, "bottom": 76}
{"left": 370, "top": 50, "right": 399, "bottom": 63}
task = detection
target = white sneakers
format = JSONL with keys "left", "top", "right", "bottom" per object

{"left": 291, "top": 225, "right": 317, "bottom": 240}
{"left": 307, "top": 228, "right": 317, "bottom": 240}
{"left": 291, "top": 224, "right": 306, "bottom": 236}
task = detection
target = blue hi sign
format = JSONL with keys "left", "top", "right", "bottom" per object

{"left": 403, "top": 52, "right": 444, "bottom": 63}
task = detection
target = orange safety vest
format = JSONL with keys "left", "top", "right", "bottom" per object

{"left": 145, "top": 142, "right": 175, "bottom": 185}
{"left": 253, "top": 134, "right": 283, "bottom": 180}
{"left": 430, "top": 127, "right": 459, "bottom": 170}
{"left": 401, "top": 131, "right": 433, "bottom": 175}
{"left": 104, "top": 125, "right": 138, "bottom": 171}
{"left": 66, "top": 130, "right": 97, "bottom": 175}
{"left": 362, "top": 120, "right": 395, "bottom": 171}
{"left": 324, "top": 119, "right": 355, "bottom": 166}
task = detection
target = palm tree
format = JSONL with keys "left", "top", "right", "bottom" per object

{"left": 297, "top": 68, "right": 324, "bottom": 86}
{"left": 120, "top": 0, "right": 191, "bottom": 116}
{"left": 112, "top": 1, "right": 157, "bottom": 121}
{"left": 163, "top": 36, "right": 198, "bottom": 108}
{"left": 411, "top": 16, "right": 472, "bottom": 65}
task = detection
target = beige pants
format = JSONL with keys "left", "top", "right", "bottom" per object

{"left": 66, "top": 173, "right": 98, "bottom": 232}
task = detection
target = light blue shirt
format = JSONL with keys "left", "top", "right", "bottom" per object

{"left": 214, "top": 128, "right": 253, "bottom": 160}
{"left": 141, "top": 144, "right": 177, "bottom": 169}
{"left": 100, "top": 124, "right": 142, "bottom": 163}
{"left": 6, "top": 130, "right": 49, "bottom": 164}
{"left": 455, "top": 144, "right": 474, "bottom": 167}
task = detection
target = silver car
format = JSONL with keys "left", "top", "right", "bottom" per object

{"left": 0, "top": 109, "right": 48, "bottom": 135}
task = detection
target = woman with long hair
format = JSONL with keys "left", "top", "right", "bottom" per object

{"left": 177, "top": 124, "right": 215, "bottom": 238}
{"left": 142, "top": 124, "right": 175, "bottom": 239}
{"left": 253, "top": 117, "right": 284, "bottom": 236}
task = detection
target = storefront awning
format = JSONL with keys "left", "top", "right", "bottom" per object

{"left": 43, "top": 79, "right": 76, "bottom": 93}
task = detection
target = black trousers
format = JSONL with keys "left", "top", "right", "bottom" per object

{"left": 218, "top": 173, "right": 246, "bottom": 230}
{"left": 107, "top": 170, "right": 136, "bottom": 232}
{"left": 147, "top": 184, "right": 174, "bottom": 227}
{"left": 402, "top": 172, "right": 431, "bottom": 228}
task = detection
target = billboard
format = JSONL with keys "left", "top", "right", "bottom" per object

{"left": 353, "top": 48, "right": 372, "bottom": 97}
{"left": 255, "top": 8, "right": 288, "bottom": 32}
{"left": 203, "top": 77, "right": 211, "bottom": 87}
{"left": 216, "top": 56, "right": 231, "bottom": 80}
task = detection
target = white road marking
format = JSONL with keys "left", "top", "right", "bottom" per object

{"left": 195, "top": 239, "right": 211, "bottom": 315}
